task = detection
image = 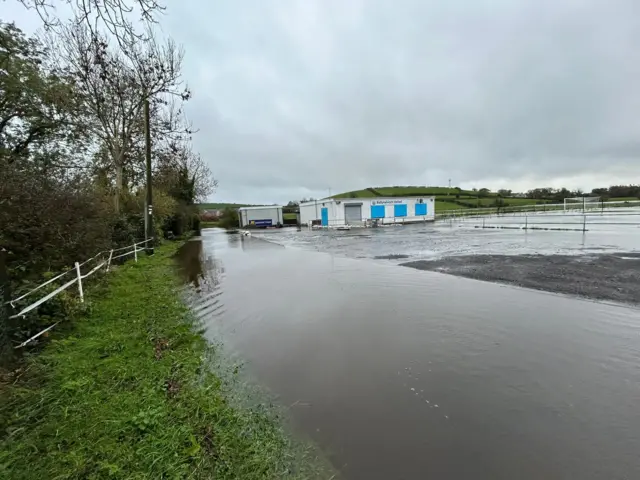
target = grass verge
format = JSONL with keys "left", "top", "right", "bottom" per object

{"left": 201, "top": 220, "right": 220, "bottom": 228}
{"left": 0, "top": 242, "right": 325, "bottom": 479}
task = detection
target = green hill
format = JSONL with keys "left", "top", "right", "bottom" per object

{"left": 332, "top": 186, "right": 553, "bottom": 211}
{"left": 333, "top": 186, "right": 475, "bottom": 198}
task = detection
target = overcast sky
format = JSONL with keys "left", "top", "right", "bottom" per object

{"left": 8, "top": 0, "right": 640, "bottom": 204}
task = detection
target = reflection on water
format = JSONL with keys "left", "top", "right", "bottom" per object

{"left": 178, "top": 229, "right": 640, "bottom": 480}
{"left": 177, "top": 238, "right": 225, "bottom": 318}
{"left": 176, "top": 239, "right": 205, "bottom": 290}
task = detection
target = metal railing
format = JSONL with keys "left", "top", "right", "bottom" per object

{"left": 4, "top": 238, "right": 153, "bottom": 349}
{"left": 438, "top": 207, "right": 640, "bottom": 232}
{"left": 435, "top": 199, "right": 640, "bottom": 220}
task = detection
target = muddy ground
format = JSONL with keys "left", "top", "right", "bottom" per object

{"left": 402, "top": 252, "right": 640, "bottom": 306}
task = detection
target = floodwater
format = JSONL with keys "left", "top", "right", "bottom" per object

{"left": 253, "top": 212, "right": 640, "bottom": 264}
{"left": 178, "top": 229, "right": 640, "bottom": 480}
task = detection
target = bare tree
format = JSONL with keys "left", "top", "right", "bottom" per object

{"left": 19, "top": 0, "right": 164, "bottom": 46}
{"left": 154, "top": 141, "right": 217, "bottom": 204}
{"left": 185, "top": 150, "right": 217, "bottom": 202}
{"left": 53, "top": 22, "right": 189, "bottom": 211}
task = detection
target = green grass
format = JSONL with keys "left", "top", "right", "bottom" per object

{"left": 201, "top": 220, "right": 220, "bottom": 228}
{"left": 0, "top": 243, "right": 327, "bottom": 480}
{"left": 283, "top": 213, "right": 297, "bottom": 220}
{"left": 501, "top": 198, "right": 551, "bottom": 205}
{"left": 331, "top": 186, "right": 553, "bottom": 202}
{"left": 332, "top": 186, "right": 558, "bottom": 213}
{"left": 434, "top": 200, "right": 466, "bottom": 210}
{"left": 375, "top": 186, "right": 480, "bottom": 197}
{"left": 332, "top": 189, "right": 377, "bottom": 199}
{"left": 609, "top": 197, "right": 640, "bottom": 202}
{"left": 450, "top": 198, "right": 551, "bottom": 208}
{"left": 333, "top": 186, "right": 479, "bottom": 198}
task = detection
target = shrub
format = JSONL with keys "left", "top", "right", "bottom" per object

{"left": 218, "top": 208, "right": 239, "bottom": 229}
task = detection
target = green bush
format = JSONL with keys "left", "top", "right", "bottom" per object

{"left": 218, "top": 208, "right": 239, "bottom": 229}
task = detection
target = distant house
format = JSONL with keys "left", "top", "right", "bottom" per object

{"left": 238, "top": 206, "right": 284, "bottom": 228}
{"left": 201, "top": 209, "right": 222, "bottom": 220}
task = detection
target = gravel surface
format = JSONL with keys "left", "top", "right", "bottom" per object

{"left": 402, "top": 253, "right": 640, "bottom": 306}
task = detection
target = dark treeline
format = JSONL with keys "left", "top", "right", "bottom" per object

{"left": 1, "top": 11, "right": 215, "bottom": 356}
{"left": 590, "top": 185, "right": 640, "bottom": 199}
{"left": 525, "top": 187, "right": 585, "bottom": 201}
{"left": 525, "top": 185, "right": 640, "bottom": 201}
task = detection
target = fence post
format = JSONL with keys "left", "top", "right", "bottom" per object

{"left": 106, "top": 250, "right": 114, "bottom": 272}
{"left": 525, "top": 214, "right": 528, "bottom": 230}
{"left": 583, "top": 214, "right": 586, "bottom": 233}
{"left": 75, "top": 262, "right": 84, "bottom": 303}
{"left": 1, "top": 249, "right": 12, "bottom": 364}
{"left": 134, "top": 243, "right": 138, "bottom": 263}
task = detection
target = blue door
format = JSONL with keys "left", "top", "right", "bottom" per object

{"left": 321, "top": 207, "right": 328, "bottom": 226}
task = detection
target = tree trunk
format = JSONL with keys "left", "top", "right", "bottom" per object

{"left": 114, "top": 164, "right": 123, "bottom": 213}
{"left": 113, "top": 145, "right": 124, "bottom": 214}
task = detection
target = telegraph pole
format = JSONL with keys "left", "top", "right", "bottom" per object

{"left": 144, "top": 96, "right": 154, "bottom": 255}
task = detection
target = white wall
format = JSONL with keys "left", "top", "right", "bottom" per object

{"left": 299, "top": 199, "right": 345, "bottom": 226}
{"left": 299, "top": 197, "right": 435, "bottom": 226}
{"left": 299, "top": 202, "right": 321, "bottom": 224}
{"left": 240, "top": 207, "right": 283, "bottom": 227}
{"left": 363, "top": 197, "right": 435, "bottom": 224}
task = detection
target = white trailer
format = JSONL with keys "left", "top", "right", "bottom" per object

{"left": 299, "top": 197, "right": 435, "bottom": 228}
{"left": 238, "top": 206, "right": 284, "bottom": 228}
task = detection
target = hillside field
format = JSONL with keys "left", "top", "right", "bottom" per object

{"left": 332, "top": 186, "right": 553, "bottom": 211}
{"left": 198, "top": 188, "right": 638, "bottom": 217}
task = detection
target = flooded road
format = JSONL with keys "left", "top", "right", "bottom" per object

{"left": 179, "top": 230, "right": 640, "bottom": 479}
{"left": 253, "top": 218, "right": 639, "bottom": 264}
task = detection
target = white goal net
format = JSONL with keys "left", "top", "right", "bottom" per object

{"left": 564, "top": 197, "right": 601, "bottom": 212}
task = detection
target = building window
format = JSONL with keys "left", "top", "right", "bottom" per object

{"left": 415, "top": 203, "right": 427, "bottom": 216}
{"left": 370, "top": 205, "right": 385, "bottom": 218}
{"left": 394, "top": 204, "right": 407, "bottom": 217}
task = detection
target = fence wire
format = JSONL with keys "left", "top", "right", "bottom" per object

{"left": 7, "top": 238, "right": 153, "bottom": 348}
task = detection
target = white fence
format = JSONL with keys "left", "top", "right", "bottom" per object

{"left": 435, "top": 199, "right": 640, "bottom": 220}
{"left": 5, "top": 238, "right": 153, "bottom": 349}
{"left": 437, "top": 207, "right": 640, "bottom": 232}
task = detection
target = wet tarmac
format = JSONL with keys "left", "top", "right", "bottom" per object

{"left": 404, "top": 253, "right": 640, "bottom": 306}
{"left": 178, "top": 230, "right": 640, "bottom": 480}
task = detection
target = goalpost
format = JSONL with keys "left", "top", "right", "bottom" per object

{"left": 563, "top": 197, "right": 601, "bottom": 212}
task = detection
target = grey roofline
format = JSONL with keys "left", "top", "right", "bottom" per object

{"left": 299, "top": 196, "right": 436, "bottom": 207}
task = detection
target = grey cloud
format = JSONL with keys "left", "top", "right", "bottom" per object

{"left": 164, "top": 0, "right": 640, "bottom": 202}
